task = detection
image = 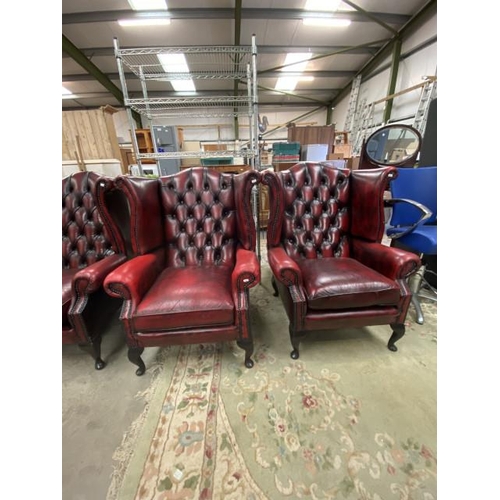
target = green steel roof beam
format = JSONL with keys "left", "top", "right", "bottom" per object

{"left": 258, "top": 39, "right": 391, "bottom": 75}
{"left": 261, "top": 106, "right": 326, "bottom": 138}
{"left": 256, "top": 84, "right": 330, "bottom": 106}
{"left": 382, "top": 38, "right": 402, "bottom": 124}
{"left": 62, "top": 35, "right": 141, "bottom": 126}
{"left": 341, "top": 0, "right": 399, "bottom": 36}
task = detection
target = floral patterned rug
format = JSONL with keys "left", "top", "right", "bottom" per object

{"left": 107, "top": 263, "right": 437, "bottom": 500}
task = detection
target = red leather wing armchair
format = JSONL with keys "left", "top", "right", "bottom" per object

{"left": 262, "top": 162, "right": 420, "bottom": 359}
{"left": 101, "top": 167, "right": 261, "bottom": 375}
{"left": 62, "top": 172, "right": 126, "bottom": 369}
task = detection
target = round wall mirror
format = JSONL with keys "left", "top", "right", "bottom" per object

{"left": 359, "top": 124, "right": 422, "bottom": 169}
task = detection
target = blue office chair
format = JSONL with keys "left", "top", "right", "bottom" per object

{"left": 385, "top": 166, "right": 437, "bottom": 324}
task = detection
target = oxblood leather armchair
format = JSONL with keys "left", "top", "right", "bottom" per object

{"left": 62, "top": 172, "right": 126, "bottom": 369}
{"left": 262, "top": 162, "right": 421, "bottom": 359}
{"left": 100, "top": 167, "right": 261, "bottom": 375}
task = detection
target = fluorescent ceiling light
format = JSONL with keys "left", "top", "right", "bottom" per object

{"left": 62, "top": 86, "right": 73, "bottom": 95}
{"left": 127, "top": 0, "right": 168, "bottom": 10}
{"left": 274, "top": 53, "right": 313, "bottom": 91}
{"left": 118, "top": 18, "right": 171, "bottom": 26}
{"left": 158, "top": 53, "right": 190, "bottom": 73}
{"left": 303, "top": 18, "right": 351, "bottom": 27}
{"left": 275, "top": 77, "right": 301, "bottom": 91}
{"left": 282, "top": 52, "right": 313, "bottom": 72}
{"left": 304, "top": 0, "right": 342, "bottom": 11}
{"left": 158, "top": 53, "right": 196, "bottom": 92}
{"left": 299, "top": 76, "right": 315, "bottom": 82}
{"left": 171, "top": 80, "right": 196, "bottom": 92}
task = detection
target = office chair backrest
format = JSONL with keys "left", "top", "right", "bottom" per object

{"left": 390, "top": 166, "right": 437, "bottom": 226}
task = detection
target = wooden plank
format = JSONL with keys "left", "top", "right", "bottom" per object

{"left": 62, "top": 113, "right": 73, "bottom": 160}
{"left": 103, "top": 110, "right": 123, "bottom": 161}
{"left": 79, "top": 111, "right": 99, "bottom": 158}
{"left": 62, "top": 108, "right": 124, "bottom": 163}
{"left": 95, "top": 109, "right": 114, "bottom": 158}
{"left": 62, "top": 112, "right": 77, "bottom": 161}
{"left": 75, "top": 135, "right": 87, "bottom": 171}
{"left": 88, "top": 110, "right": 108, "bottom": 159}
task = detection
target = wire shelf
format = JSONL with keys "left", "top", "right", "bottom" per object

{"left": 117, "top": 46, "right": 253, "bottom": 81}
{"left": 125, "top": 96, "right": 253, "bottom": 118}
{"left": 138, "top": 150, "right": 254, "bottom": 160}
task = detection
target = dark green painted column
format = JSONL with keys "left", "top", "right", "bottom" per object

{"left": 383, "top": 38, "right": 402, "bottom": 124}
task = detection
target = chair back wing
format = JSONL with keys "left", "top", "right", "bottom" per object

{"left": 350, "top": 167, "right": 398, "bottom": 242}
{"left": 390, "top": 166, "right": 437, "bottom": 226}
{"left": 62, "top": 171, "right": 116, "bottom": 269}
{"left": 265, "top": 163, "right": 352, "bottom": 260}
{"left": 112, "top": 176, "right": 164, "bottom": 256}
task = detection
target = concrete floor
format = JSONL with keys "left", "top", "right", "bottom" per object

{"left": 62, "top": 317, "right": 162, "bottom": 500}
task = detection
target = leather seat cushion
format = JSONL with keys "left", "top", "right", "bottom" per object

{"left": 134, "top": 266, "right": 235, "bottom": 332}
{"left": 62, "top": 268, "right": 79, "bottom": 321}
{"left": 297, "top": 257, "right": 401, "bottom": 310}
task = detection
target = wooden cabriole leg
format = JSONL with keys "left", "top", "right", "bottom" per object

{"left": 78, "top": 339, "right": 105, "bottom": 370}
{"left": 271, "top": 276, "right": 279, "bottom": 297}
{"left": 388, "top": 323, "right": 405, "bottom": 352}
{"left": 237, "top": 339, "right": 255, "bottom": 368}
{"left": 289, "top": 324, "right": 302, "bottom": 360}
{"left": 128, "top": 346, "right": 146, "bottom": 376}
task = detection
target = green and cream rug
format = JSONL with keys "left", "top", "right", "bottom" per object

{"left": 107, "top": 265, "right": 437, "bottom": 500}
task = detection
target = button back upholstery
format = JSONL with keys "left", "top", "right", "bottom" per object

{"left": 263, "top": 162, "right": 421, "bottom": 358}
{"left": 62, "top": 171, "right": 126, "bottom": 369}
{"left": 101, "top": 167, "right": 260, "bottom": 375}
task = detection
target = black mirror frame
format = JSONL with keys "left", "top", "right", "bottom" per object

{"left": 359, "top": 124, "right": 422, "bottom": 169}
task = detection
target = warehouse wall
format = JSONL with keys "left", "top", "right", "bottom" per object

{"left": 330, "top": 9, "right": 437, "bottom": 131}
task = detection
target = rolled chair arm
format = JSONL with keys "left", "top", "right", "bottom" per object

{"left": 385, "top": 198, "right": 432, "bottom": 239}
{"left": 72, "top": 254, "right": 127, "bottom": 296}
{"left": 351, "top": 239, "right": 421, "bottom": 280}
{"left": 268, "top": 246, "right": 303, "bottom": 287}
{"left": 104, "top": 253, "right": 161, "bottom": 306}
{"left": 232, "top": 247, "right": 261, "bottom": 293}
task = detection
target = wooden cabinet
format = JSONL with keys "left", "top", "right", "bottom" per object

{"left": 287, "top": 124, "right": 335, "bottom": 156}
{"left": 134, "top": 129, "right": 155, "bottom": 163}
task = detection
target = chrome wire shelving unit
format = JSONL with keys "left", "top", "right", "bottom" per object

{"left": 114, "top": 35, "right": 262, "bottom": 257}
{"left": 113, "top": 36, "right": 260, "bottom": 174}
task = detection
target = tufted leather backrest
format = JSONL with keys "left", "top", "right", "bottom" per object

{"left": 161, "top": 168, "right": 257, "bottom": 267}
{"left": 112, "top": 168, "right": 258, "bottom": 269}
{"left": 266, "top": 163, "right": 352, "bottom": 260}
{"left": 62, "top": 171, "right": 116, "bottom": 269}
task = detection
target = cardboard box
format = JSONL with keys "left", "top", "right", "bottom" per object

{"left": 181, "top": 140, "right": 202, "bottom": 166}
{"left": 350, "top": 157, "right": 360, "bottom": 170}
{"left": 334, "top": 144, "right": 352, "bottom": 158}
{"left": 328, "top": 153, "right": 344, "bottom": 160}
